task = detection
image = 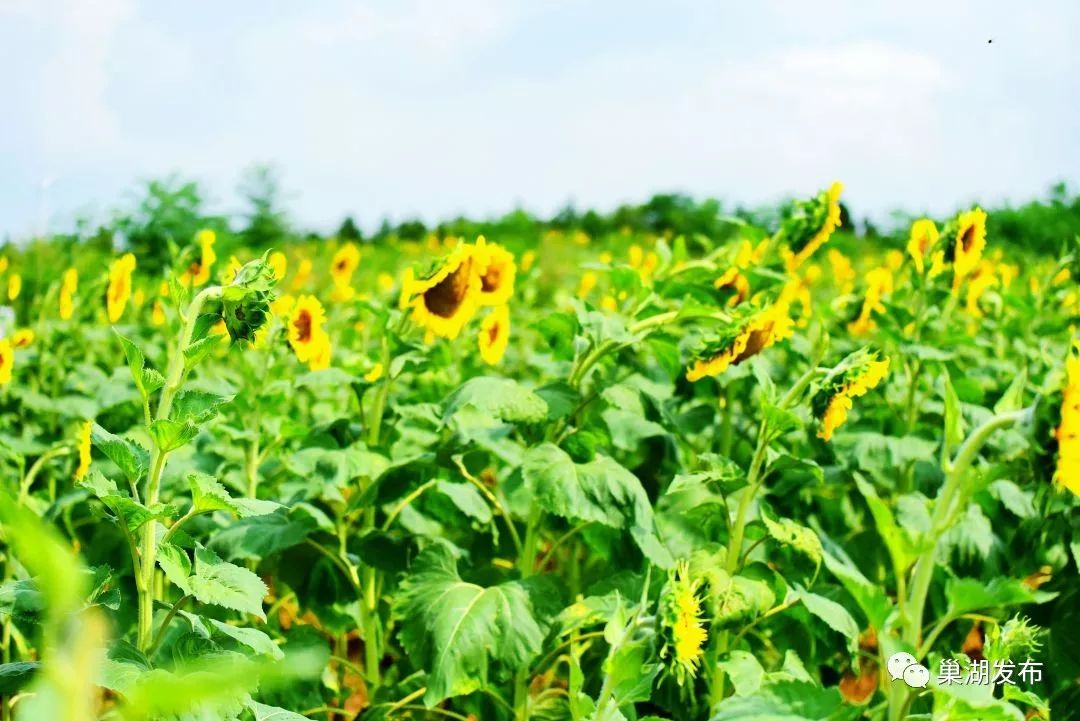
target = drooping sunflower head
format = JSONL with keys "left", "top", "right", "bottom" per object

{"left": 1053, "top": 344, "right": 1080, "bottom": 496}
{"left": 812, "top": 349, "right": 890, "bottom": 441}
{"left": 106, "top": 253, "right": 137, "bottom": 324}
{"left": 660, "top": 561, "right": 707, "bottom": 686}
{"left": 685, "top": 301, "right": 794, "bottom": 382}
{"left": 713, "top": 267, "right": 750, "bottom": 307}
{"left": 474, "top": 237, "right": 517, "bottom": 307}
{"left": 218, "top": 255, "right": 278, "bottom": 343}
{"left": 779, "top": 181, "right": 844, "bottom": 271}
{"left": 478, "top": 305, "right": 511, "bottom": 365}
{"left": 944, "top": 208, "right": 988, "bottom": 283}
{"left": 402, "top": 242, "right": 481, "bottom": 339}
{"left": 287, "top": 295, "right": 327, "bottom": 363}
{"left": 331, "top": 243, "right": 360, "bottom": 287}
{"left": 906, "top": 219, "right": 939, "bottom": 274}
{"left": 75, "top": 420, "right": 92, "bottom": 480}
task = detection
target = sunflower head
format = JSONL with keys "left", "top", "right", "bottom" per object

{"left": 943, "top": 208, "right": 988, "bottom": 283}
{"left": 779, "top": 181, "right": 844, "bottom": 270}
{"left": 288, "top": 295, "right": 327, "bottom": 363}
{"left": 685, "top": 301, "right": 794, "bottom": 382}
{"left": 906, "top": 219, "right": 939, "bottom": 274}
{"left": 660, "top": 561, "right": 707, "bottom": 686}
{"left": 331, "top": 243, "right": 361, "bottom": 288}
{"left": 402, "top": 242, "right": 481, "bottom": 339}
{"left": 1053, "top": 343, "right": 1080, "bottom": 496}
{"left": 478, "top": 305, "right": 511, "bottom": 365}
{"left": 811, "top": 349, "right": 890, "bottom": 441}
{"left": 269, "top": 251, "right": 288, "bottom": 281}
{"left": 474, "top": 237, "right": 517, "bottom": 307}
{"left": 75, "top": 420, "right": 92, "bottom": 480}
{"left": 0, "top": 339, "right": 12, "bottom": 385}
{"left": 219, "top": 255, "right": 278, "bottom": 343}
{"left": 106, "top": 254, "right": 137, "bottom": 323}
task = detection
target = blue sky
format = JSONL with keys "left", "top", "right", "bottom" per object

{"left": 1, "top": 0, "right": 1078, "bottom": 238}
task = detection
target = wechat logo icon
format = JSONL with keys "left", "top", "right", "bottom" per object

{"left": 887, "top": 652, "right": 930, "bottom": 689}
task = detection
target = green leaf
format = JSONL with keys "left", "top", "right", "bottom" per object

{"left": 247, "top": 700, "right": 310, "bottom": 721}
{"left": 187, "top": 546, "right": 268, "bottom": 619}
{"left": 114, "top": 331, "right": 163, "bottom": 398}
{"left": 762, "top": 513, "right": 822, "bottom": 569}
{"left": 710, "top": 679, "right": 842, "bottom": 720}
{"left": 523, "top": 443, "right": 672, "bottom": 568}
{"left": 443, "top": 376, "right": 548, "bottom": 425}
{"left": 0, "top": 662, "right": 40, "bottom": 695}
{"left": 853, "top": 473, "right": 927, "bottom": 575}
{"left": 182, "top": 334, "right": 223, "bottom": 371}
{"left": 394, "top": 543, "right": 552, "bottom": 705}
{"left": 79, "top": 470, "right": 176, "bottom": 532}
{"left": 90, "top": 423, "right": 149, "bottom": 484}
{"left": 210, "top": 511, "right": 317, "bottom": 562}
{"left": 435, "top": 481, "right": 493, "bottom": 523}
{"left": 944, "top": 577, "right": 1056, "bottom": 618}
{"left": 821, "top": 551, "right": 891, "bottom": 630}
{"left": 988, "top": 480, "right": 1036, "bottom": 518}
{"left": 189, "top": 473, "right": 281, "bottom": 518}
{"left": 943, "top": 369, "right": 966, "bottom": 458}
{"left": 993, "top": 369, "right": 1027, "bottom": 414}
{"left": 208, "top": 620, "right": 283, "bottom": 660}
{"left": 157, "top": 543, "right": 192, "bottom": 595}
{"left": 172, "top": 390, "right": 232, "bottom": 424}
{"left": 149, "top": 418, "right": 199, "bottom": 452}
{"left": 718, "top": 651, "right": 764, "bottom": 697}
{"left": 797, "top": 589, "right": 860, "bottom": 660}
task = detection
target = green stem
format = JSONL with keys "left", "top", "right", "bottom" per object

{"left": 148, "top": 595, "right": 191, "bottom": 658}
{"left": 903, "top": 408, "right": 1029, "bottom": 648}
{"left": 367, "top": 335, "right": 393, "bottom": 446}
{"left": 17, "top": 446, "right": 71, "bottom": 505}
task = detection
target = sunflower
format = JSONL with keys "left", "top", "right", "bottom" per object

{"left": 364, "top": 363, "right": 384, "bottom": 383}
{"left": 906, "top": 219, "right": 939, "bottom": 274}
{"left": 827, "top": 249, "right": 856, "bottom": 294}
{"left": 151, "top": 300, "right": 166, "bottom": 326}
{"left": 577, "top": 271, "right": 598, "bottom": 299}
{"left": 181, "top": 229, "right": 217, "bottom": 287}
{"left": 331, "top": 244, "right": 360, "bottom": 289}
{"left": 12, "top": 329, "right": 33, "bottom": 348}
{"left": 59, "top": 268, "right": 78, "bottom": 320}
{"left": 660, "top": 561, "right": 707, "bottom": 685}
{"left": 965, "top": 262, "right": 998, "bottom": 317}
{"left": 474, "top": 237, "right": 516, "bottom": 307}
{"left": 813, "top": 350, "right": 890, "bottom": 441}
{"left": 401, "top": 242, "right": 481, "bottom": 339}
{"left": 685, "top": 301, "right": 794, "bottom": 382}
{"left": 1055, "top": 348, "right": 1080, "bottom": 496}
{"left": 0, "top": 339, "right": 12, "bottom": 385}
{"left": 292, "top": 258, "right": 313, "bottom": 290}
{"left": 949, "top": 208, "right": 987, "bottom": 287}
{"left": 269, "top": 251, "right": 288, "bottom": 281}
{"left": 287, "top": 295, "right": 327, "bottom": 363}
{"left": 520, "top": 249, "right": 536, "bottom": 272}
{"left": 75, "top": 420, "right": 92, "bottom": 480}
{"left": 106, "top": 253, "right": 137, "bottom": 323}
{"left": 780, "top": 181, "right": 843, "bottom": 271}
{"left": 7, "top": 273, "right": 21, "bottom": 301}
{"left": 713, "top": 267, "right": 750, "bottom": 307}
{"left": 478, "top": 305, "right": 510, "bottom": 365}
{"left": 848, "top": 267, "right": 893, "bottom": 336}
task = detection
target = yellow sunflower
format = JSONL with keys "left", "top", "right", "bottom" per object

{"left": 401, "top": 242, "right": 481, "bottom": 339}
{"left": 269, "top": 251, "right": 288, "bottom": 281}
{"left": 331, "top": 243, "right": 360, "bottom": 289}
{"left": 907, "top": 219, "right": 939, "bottom": 274}
{"left": 75, "top": 420, "right": 92, "bottom": 480}
{"left": 478, "top": 305, "right": 510, "bottom": 365}
{"left": 364, "top": 363, "right": 384, "bottom": 383}
{"left": 0, "top": 339, "right": 12, "bottom": 384}
{"left": 813, "top": 351, "right": 890, "bottom": 441}
{"left": 181, "top": 229, "right": 217, "bottom": 287}
{"left": 520, "top": 249, "right": 536, "bottom": 272}
{"left": 12, "top": 329, "right": 33, "bottom": 348}
{"left": 287, "top": 295, "right": 327, "bottom": 363}
{"left": 474, "top": 237, "right": 516, "bottom": 307}
{"left": 848, "top": 267, "right": 893, "bottom": 336}
{"left": 714, "top": 267, "right": 750, "bottom": 307}
{"left": 685, "top": 301, "right": 794, "bottom": 382}
{"left": 151, "top": 300, "right": 166, "bottom": 326}
{"left": 952, "top": 208, "right": 987, "bottom": 286}
{"left": 7, "top": 273, "right": 21, "bottom": 301}
{"left": 59, "top": 268, "right": 78, "bottom": 320}
{"left": 827, "top": 249, "right": 856, "bottom": 294}
{"left": 307, "top": 330, "right": 332, "bottom": 371}
{"left": 965, "top": 262, "right": 998, "bottom": 317}
{"left": 106, "top": 253, "right": 137, "bottom": 323}
{"left": 292, "top": 258, "right": 313, "bottom": 290}
{"left": 1055, "top": 348, "right": 1080, "bottom": 496}
{"left": 577, "top": 271, "right": 598, "bottom": 299}
{"left": 782, "top": 181, "right": 843, "bottom": 271}
{"left": 661, "top": 561, "right": 707, "bottom": 685}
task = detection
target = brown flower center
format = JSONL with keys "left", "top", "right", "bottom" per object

{"left": 481, "top": 262, "right": 502, "bottom": 292}
{"left": 734, "top": 323, "right": 774, "bottom": 364}
{"left": 487, "top": 321, "right": 501, "bottom": 344}
{"left": 423, "top": 259, "right": 472, "bottom": 318}
{"left": 294, "top": 309, "right": 313, "bottom": 343}
{"left": 188, "top": 261, "right": 202, "bottom": 275}
{"left": 959, "top": 225, "right": 976, "bottom": 252}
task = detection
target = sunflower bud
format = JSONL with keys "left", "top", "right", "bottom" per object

{"left": 219, "top": 254, "right": 278, "bottom": 343}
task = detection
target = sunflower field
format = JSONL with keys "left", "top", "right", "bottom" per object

{"left": 0, "top": 182, "right": 1078, "bottom": 721}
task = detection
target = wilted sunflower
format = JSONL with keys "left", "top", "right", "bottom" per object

{"left": 474, "top": 237, "right": 516, "bottom": 307}
{"left": 0, "top": 339, "right": 12, "bottom": 385}
{"left": 946, "top": 208, "right": 988, "bottom": 287}
{"left": 331, "top": 243, "right": 360, "bottom": 289}
{"left": 660, "top": 561, "right": 707, "bottom": 685}
{"left": 812, "top": 350, "right": 890, "bottom": 441}
{"left": 401, "top": 242, "right": 481, "bottom": 339}
{"left": 7, "top": 273, "right": 21, "bottom": 301}
{"left": 181, "top": 229, "right": 217, "bottom": 287}
{"left": 106, "top": 253, "right": 137, "bottom": 323}
{"left": 906, "top": 219, "right": 939, "bottom": 274}
{"left": 59, "top": 268, "right": 78, "bottom": 320}
{"left": 1053, "top": 346, "right": 1080, "bottom": 496}
{"left": 75, "top": 420, "right": 92, "bottom": 480}
{"left": 686, "top": 301, "right": 794, "bottom": 382}
{"left": 288, "top": 295, "right": 327, "bottom": 363}
{"left": 779, "top": 181, "right": 844, "bottom": 270}
{"left": 478, "top": 305, "right": 510, "bottom": 365}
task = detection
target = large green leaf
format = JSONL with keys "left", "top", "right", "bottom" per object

{"left": 0, "top": 662, "right": 40, "bottom": 695}
{"left": 709, "top": 679, "right": 842, "bottom": 720}
{"left": 523, "top": 443, "right": 672, "bottom": 568}
{"left": 394, "top": 543, "right": 552, "bottom": 705}
{"left": 796, "top": 588, "right": 860, "bottom": 661}
{"left": 187, "top": 546, "right": 268, "bottom": 619}
{"left": 944, "top": 577, "right": 1056, "bottom": 617}
{"left": 90, "top": 423, "right": 150, "bottom": 485}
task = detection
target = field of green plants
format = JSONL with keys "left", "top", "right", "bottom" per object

{"left": 0, "top": 181, "right": 1077, "bottom": 721}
